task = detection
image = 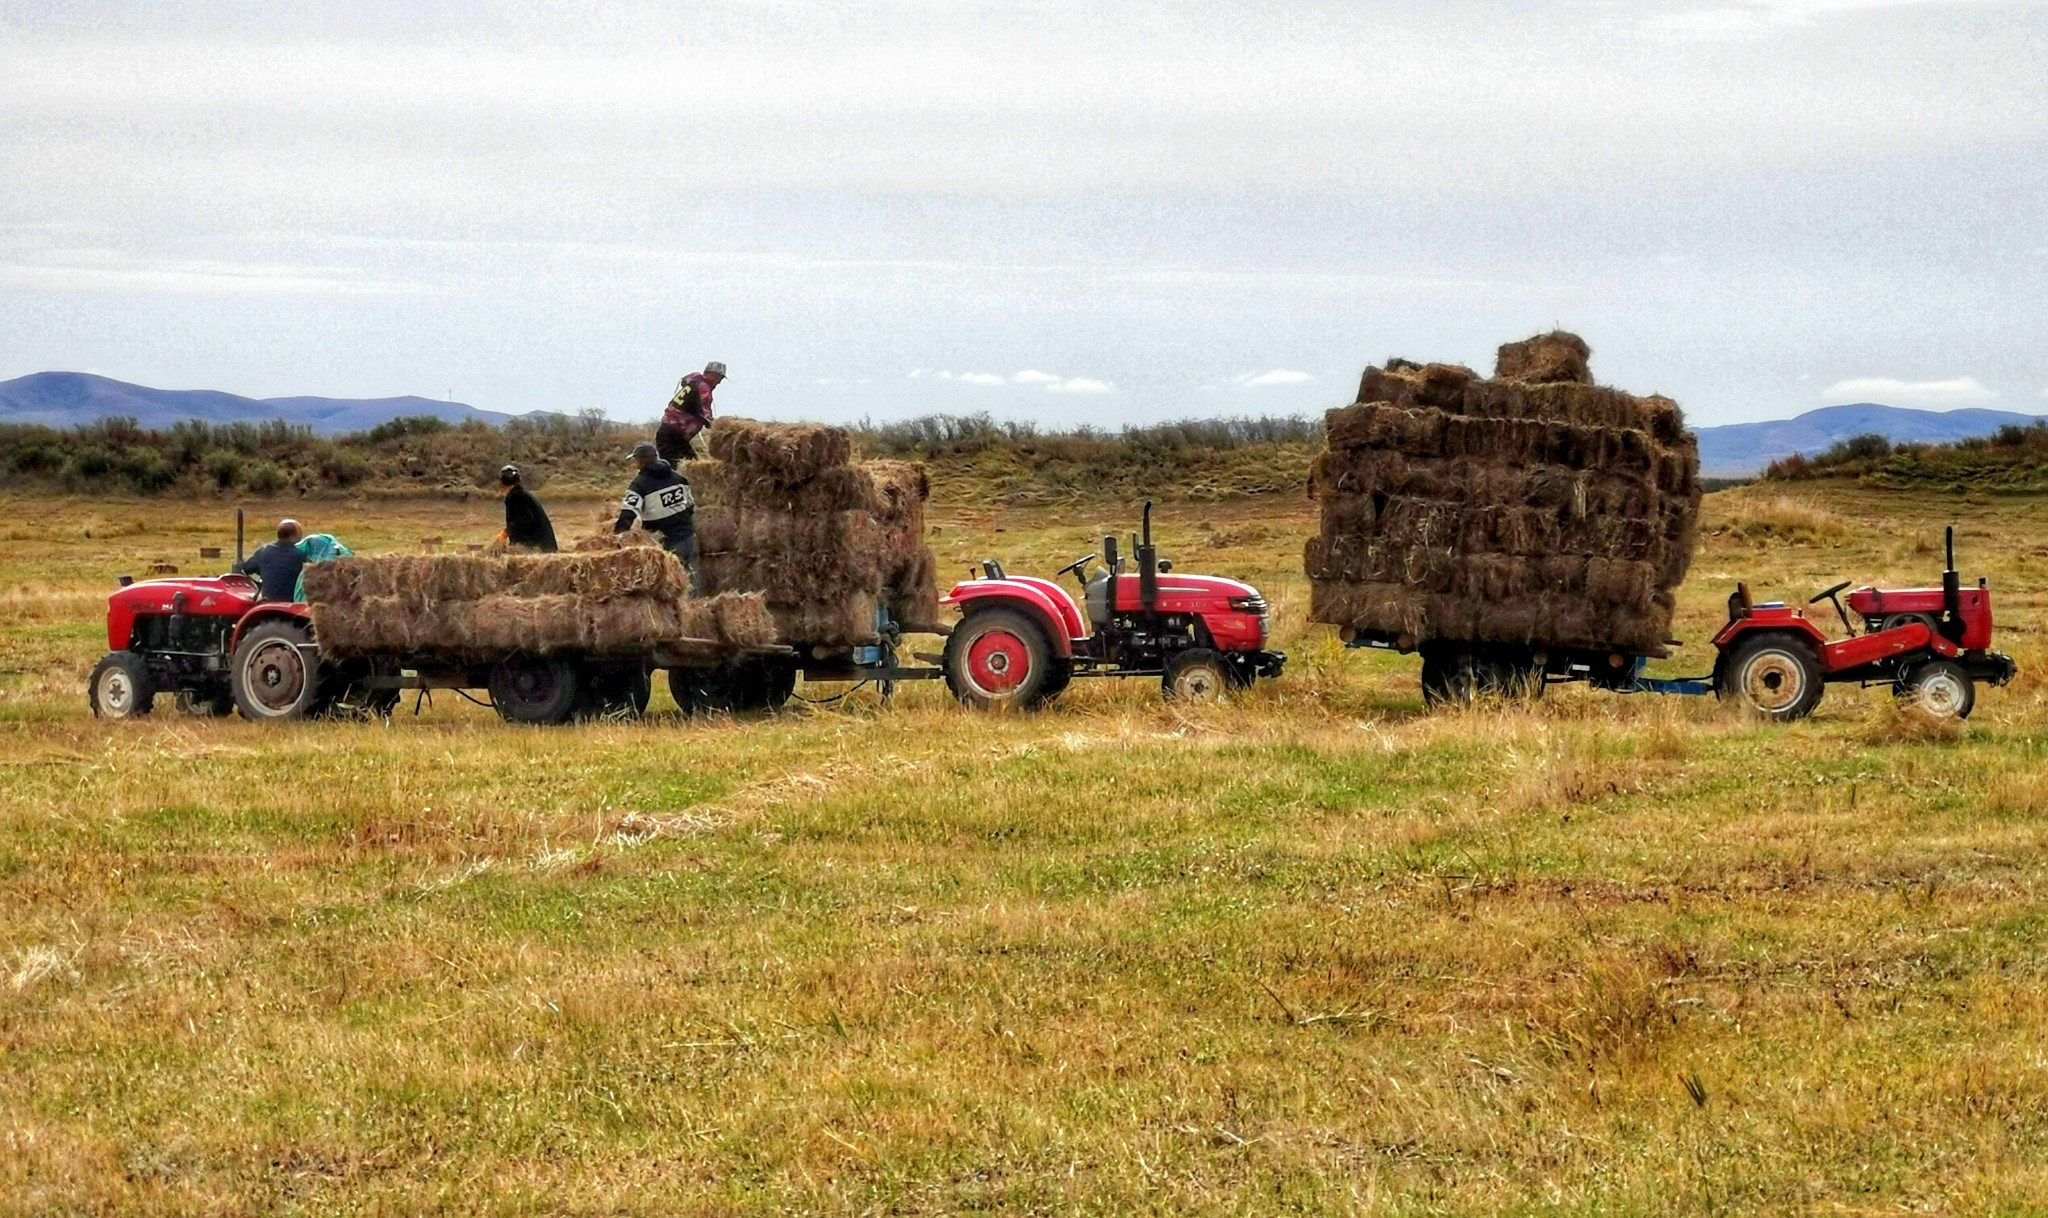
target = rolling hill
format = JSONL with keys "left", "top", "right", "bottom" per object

{"left": 0, "top": 371, "right": 515, "bottom": 434}
{"left": 1694, "top": 403, "right": 2048, "bottom": 478}
{"left": 6, "top": 372, "right": 2044, "bottom": 478}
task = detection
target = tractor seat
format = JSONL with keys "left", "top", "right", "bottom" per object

{"left": 1085, "top": 568, "right": 1113, "bottom": 629}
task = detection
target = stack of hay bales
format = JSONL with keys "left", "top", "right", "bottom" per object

{"left": 687, "top": 419, "right": 941, "bottom": 646}
{"left": 302, "top": 549, "right": 778, "bottom": 658}
{"left": 1305, "top": 332, "right": 1700, "bottom": 656}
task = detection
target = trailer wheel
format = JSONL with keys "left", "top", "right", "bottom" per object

{"left": 1716, "top": 633, "right": 1824, "bottom": 722}
{"left": 945, "top": 608, "right": 1056, "bottom": 710}
{"left": 1896, "top": 659, "right": 1975, "bottom": 720}
{"left": 580, "top": 661, "right": 653, "bottom": 720}
{"left": 88, "top": 651, "right": 156, "bottom": 719}
{"left": 488, "top": 656, "right": 582, "bottom": 725}
{"left": 1419, "top": 645, "right": 1540, "bottom": 709}
{"left": 670, "top": 658, "right": 789, "bottom": 715}
{"left": 232, "top": 620, "right": 327, "bottom": 722}
{"left": 1163, "top": 648, "right": 1230, "bottom": 702}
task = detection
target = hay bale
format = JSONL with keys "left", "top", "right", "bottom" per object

{"left": 707, "top": 418, "right": 855, "bottom": 483}
{"left": 1495, "top": 331, "right": 1593, "bottom": 384}
{"left": 886, "top": 548, "right": 943, "bottom": 631}
{"left": 501, "top": 549, "right": 689, "bottom": 601}
{"left": 694, "top": 507, "right": 887, "bottom": 602}
{"left": 569, "top": 530, "right": 658, "bottom": 552}
{"left": 1308, "top": 335, "right": 1699, "bottom": 655}
{"left": 767, "top": 595, "right": 881, "bottom": 647}
{"left": 683, "top": 459, "right": 883, "bottom": 514}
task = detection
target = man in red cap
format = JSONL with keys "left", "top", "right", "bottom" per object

{"left": 656, "top": 360, "right": 724, "bottom": 463}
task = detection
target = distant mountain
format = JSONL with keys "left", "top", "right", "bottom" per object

{"left": 0, "top": 371, "right": 517, "bottom": 434}
{"left": 1694, "top": 403, "right": 2048, "bottom": 479}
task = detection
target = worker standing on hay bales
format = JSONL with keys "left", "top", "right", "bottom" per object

{"left": 615, "top": 441, "right": 699, "bottom": 590}
{"left": 236, "top": 518, "right": 306, "bottom": 602}
{"left": 496, "top": 464, "right": 558, "bottom": 552}
{"left": 290, "top": 531, "right": 353, "bottom": 602}
{"left": 656, "top": 361, "right": 724, "bottom": 463}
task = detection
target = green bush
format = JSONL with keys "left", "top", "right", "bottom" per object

{"left": 245, "top": 461, "right": 289, "bottom": 495}
{"left": 362, "top": 416, "right": 452, "bottom": 444}
{"left": 204, "top": 449, "right": 246, "bottom": 489}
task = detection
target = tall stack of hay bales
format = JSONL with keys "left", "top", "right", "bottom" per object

{"left": 302, "top": 550, "right": 778, "bottom": 658}
{"left": 1305, "top": 332, "right": 1701, "bottom": 656}
{"left": 688, "top": 419, "right": 941, "bottom": 646}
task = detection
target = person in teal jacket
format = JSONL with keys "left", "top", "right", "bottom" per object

{"left": 291, "top": 533, "right": 353, "bottom": 601}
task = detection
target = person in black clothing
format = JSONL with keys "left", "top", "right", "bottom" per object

{"left": 498, "top": 464, "right": 558, "bottom": 552}
{"left": 615, "top": 442, "right": 698, "bottom": 589}
{"left": 236, "top": 519, "right": 307, "bottom": 602}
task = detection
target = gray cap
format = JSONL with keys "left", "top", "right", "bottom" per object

{"left": 704, "top": 361, "right": 727, "bottom": 377}
{"left": 629, "top": 441, "right": 658, "bottom": 461}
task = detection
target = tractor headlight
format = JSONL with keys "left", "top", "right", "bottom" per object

{"left": 1228, "top": 596, "right": 1268, "bottom": 614}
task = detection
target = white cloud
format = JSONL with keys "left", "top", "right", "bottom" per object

{"left": 1238, "top": 369, "right": 1316, "bottom": 387}
{"left": 951, "top": 372, "right": 1006, "bottom": 387}
{"left": 1640, "top": 0, "right": 1994, "bottom": 41}
{"left": 1046, "top": 377, "right": 1114, "bottom": 394}
{"left": 1010, "top": 369, "right": 1062, "bottom": 384}
{"left": 1820, "top": 376, "right": 1996, "bottom": 408}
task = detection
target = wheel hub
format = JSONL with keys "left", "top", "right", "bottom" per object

{"left": 966, "top": 630, "right": 1030, "bottom": 694}
{"left": 100, "top": 669, "right": 133, "bottom": 714}
{"left": 1917, "top": 672, "right": 1965, "bottom": 717}
{"left": 1741, "top": 652, "right": 1805, "bottom": 712}
{"left": 247, "top": 640, "right": 307, "bottom": 710}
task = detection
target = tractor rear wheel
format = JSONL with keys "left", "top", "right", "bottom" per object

{"left": 1163, "top": 648, "right": 1231, "bottom": 702}
{"left": 232, "top": 620, "right": 328, "bottom": 722}
{"left": 945, "top": 608, "right": 1056, "bottom": 710}
{"left": 1716, "top": 633, "right": 1825, "bottom": 722}
{"left": 1896, "top": 659, "right": 1975, "bottom": 720}
{"left": 488, "top": 656, "right": 583, "bottom": 725}
{"left": 88, "top": 651, "right": 156, "bottom": 719}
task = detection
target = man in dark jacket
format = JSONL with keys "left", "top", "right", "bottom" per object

{"left": 236, "top": 519, "right": 307, "bottom": 602}
{"left": 498, "top": 464, "right": 558, "bottom": 552}
{"left": 655, "top": 360, "right": 723, "bottom": 463}
{"left": 615, "top": 442, "right": 698, "bottom": 587}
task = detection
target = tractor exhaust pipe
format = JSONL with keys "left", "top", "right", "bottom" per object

{"left": 236, "top": 507, "right": 245, "bottom": 565}
{"left": 1137, "top": 500, "right": 1158, "bottom": 611}
{"left": 1942, "top": 524, "right": 1961, "bottom": 625}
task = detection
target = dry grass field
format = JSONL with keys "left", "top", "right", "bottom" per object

{"left": 3, "top": 482, "right": 2047, "bottom": 1214}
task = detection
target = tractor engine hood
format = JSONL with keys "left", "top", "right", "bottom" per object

{"left": 108, "top": 576, "right": 259, "bottom": 617}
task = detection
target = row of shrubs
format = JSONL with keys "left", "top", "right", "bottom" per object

{"left": 0, "top": 410, "right": 647, "bottom": 497}
{"left": 1765, "top": 422, "right": 2048, "bottom": 491}
{"left": 1, "top": 410, "right": 1334, "bottom": 500}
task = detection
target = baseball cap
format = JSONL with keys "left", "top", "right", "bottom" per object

{"left": 629, "top": 441, "right": 658, "bottom": 461}
{"left": 704, "top": 361, "right": 727, "bottom": 377}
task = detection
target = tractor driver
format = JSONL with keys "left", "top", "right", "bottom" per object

{"left": 236, "top": 518, "right": 307, "bottom": 602}
{"left": 615, "top": 442, "right": 699, "bottom": 590}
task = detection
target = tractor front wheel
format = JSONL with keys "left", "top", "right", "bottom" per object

{"left": 945, "top": 608, "right": 1057, "bottom": 710}
{"left": 231, "top": 621, "right": 328, "bottom": 722}
{"left": 1716, "top": 633, "right": 1825, "bottom": 722}
{"left": 88, "top": 651, "right": 156, "bottom": 719}
{"left": 1896, "top": 659, "right": 1975, "bottom": 720}
{"left": 1163, "top": 648, "right": 1231, "bottom": 703}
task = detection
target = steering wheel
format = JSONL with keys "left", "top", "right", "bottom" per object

{"left": 1056, "top": 553, "right": 1097, "bottom": 582}
{"left": 1808, "top": 580, "right": 1852, "bottom": 605}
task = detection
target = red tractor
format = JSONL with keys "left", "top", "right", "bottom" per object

{"left": 939, "top": 503, "right": 1286, "bottom": 708}
{"left": 87, "top": 572, "right": 390, "bottom": 722}
{"left": 1713, "top": 527, "right": 2018, "bottom": 721}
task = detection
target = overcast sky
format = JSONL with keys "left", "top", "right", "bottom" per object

{"left": 1, "top": 0, "right": 2044, "bottom": 427}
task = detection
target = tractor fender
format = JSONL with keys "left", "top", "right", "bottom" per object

{"left": 943, "top": 583, "right": 1080, "bottom": 658}
{"left": 231, "top": 603, "right": 315, "bottom": 654}
{"left": 1709, "top": 613, "right": 1828, "bottom": 654}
